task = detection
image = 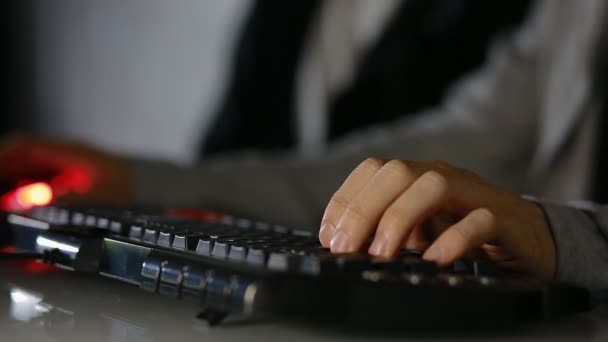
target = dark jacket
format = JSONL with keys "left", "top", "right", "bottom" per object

{"left": 201, "top": 0, "right": 532, "bottom": 156}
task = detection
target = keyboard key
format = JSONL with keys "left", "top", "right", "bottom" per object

{"left": 196, "top": 239, "right": 214, "bottom": 256}
{"left": 235, "top": 218, "right": 253, "bottom": 229}
{"left": 157, "top": 232, "right": 173, "bottom": 247}
{"left": 181, "top": 266, "right": 207, "bottom": 302}
{"left": 246, "top": 248, "right": 267, "bottom": 266}
{"left": 372, "top": 257, "right": 439, "bottom": 276}
{"left": 245, "top": 243, "right": 274, "bottom": 251}
{"left": 476, "top": 276, "right": 496, "bottom": 286}
{"left": 403, "top": 273, "right": 425, "bottom": 285}
{"left": 97, "top": 218, "right": 110, "bottom": 229}
{"left": 280, "top": 251, "right": 330, "bottom": 273}
{"left": 109, "top": 221, "right": 123, "bottom": 234}
{"left": 143, "top": 229, "right": 159, "bottom": 244}
{"left": 334, "top": 254, "right": 373, "bottom": 273}
{"left": 254, "top": 222, "right": 271, "bottom": 231}
{"left": 85, "top": 215, "right": 97, "bottom": 227}
{"left": 228, "top": 246, "right": 247, "bottom": 262}
{"left": 453, "top": 259, "right": 472, "bottom": 274}
{"left": 140, "top": 258, "right": 164, "bottom": 293}
{"left": 299, "top": 254, "right": 338, "bottom": 275}
{"left": 440, "top": 274, "right": 464, "bottom": 287}
{"left": 55, "top": 209, "right": 70, "bottom": 225}
{"left": 267, "top": 253, "right": 293, "bottom": 271}
{"left": 159, "top": 263, "right": 183, "bottom": 298}
{"left": 129, "top": 226, "right": 143, "bottom": 240}
{"left": 172, "top": 235, "right": 187, "bottom": 250}
{"left": 404, "top": 259, "right": 440, "bottom": 275}
{"left": 361, "top": 270, "right": 399, "bottom": 283}
{"left": 72, "top": 212, "right": 85, "bottom": 225}
{"left": 292, "top": 229, "right": 313, "bottom": 237}
{"left": 171, "top": 234, "right": 195, "bottom": 250}
{"left": 211, "top": 242, "right": 230, "bottom": 259}
{"left": 272, "top": 225, "right": 290, "bottom": 234}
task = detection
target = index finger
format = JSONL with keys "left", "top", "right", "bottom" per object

{"left": 319, "top": 158, "right": 386, "bottom": 246}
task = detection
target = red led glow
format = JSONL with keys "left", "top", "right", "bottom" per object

{"left": 1, "top": 182, "right": 54, "bottom": 211}
{"left": 15, "top": 182, "right": 53, "bottom": 208}
{"left": 50, "top": 167, "right": 94, "bottom": 194}
{"left": 0, "top": 166, "right": 94, "bottom": 211}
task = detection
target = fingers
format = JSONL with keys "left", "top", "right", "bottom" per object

{"left": 369, "top": 171, "right": 449, "bottom": 257}
{"left": 320, "top": 158, "right": 553, "bottom": 279}
{"left": 328, "top": 160, "right": 419, "bottom": 253}
{"left": 422, "top": 208, "right": 496, "bottom": 266}
{"left": 319, "top": 158, "right": 385, "bottom": 246}
{"left": 321, "top": 158, "right": 498, "bottom": 266}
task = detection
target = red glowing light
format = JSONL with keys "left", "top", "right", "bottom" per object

{"left": 15, "top": 182, "right": 53, "bottom": 208}
{"left": 50, "top": 167, "right": 94, "bottom": 194}
{"left": 0, "top": 167, "right": 93, "bottom": 211}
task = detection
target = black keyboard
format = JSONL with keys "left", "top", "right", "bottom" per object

{"left": 0, "top": 204, "right": 594, "bottom": 330}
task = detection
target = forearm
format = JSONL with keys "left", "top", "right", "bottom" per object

{"left": 131, "top": 113, "right": 530, "bottom": 231}
{"left": 131, "top": 5, "right": 543, "bottom": 232}
{"left": 132, "top": 155, "right": 336, "bottom": 229}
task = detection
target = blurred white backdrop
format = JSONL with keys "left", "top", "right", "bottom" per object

{"left": 34, "top": 0, "right": 251, "bottom": 163}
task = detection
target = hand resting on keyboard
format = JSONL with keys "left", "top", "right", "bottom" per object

{"left": 0, "top": 136, "right": 557, "bottom": 282}
{"left": 319, "top": 158, "right": 556, "bottom": 281}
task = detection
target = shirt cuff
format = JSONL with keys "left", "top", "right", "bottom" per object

{"left": 537, "top": 200, "right": 608, "bottom": 289}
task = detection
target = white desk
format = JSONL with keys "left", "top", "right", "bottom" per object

{"left": 1, "top": 260, "right": 606, "bottom": 342}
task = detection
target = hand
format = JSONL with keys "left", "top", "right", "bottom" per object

{"left": 318, "top": 158, "right": 556, "bottom": 281}
{"left": 0, "top": 134, "right": 133, "bottom": 204}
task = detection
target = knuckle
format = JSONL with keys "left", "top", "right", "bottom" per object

{"left": 360, "top": 157, "right": 385, "bottom": 172}
{"left": 382, "top": 159, "right": 413, "bottom": 180}
{"left": 419, "top": 171, "right": 449, "bottom": 192}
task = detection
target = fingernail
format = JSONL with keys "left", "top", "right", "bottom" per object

{"left": 423, "top": 246, "right": 443, "bottom": 262}
{"left": 330, "top": 230, "right": 351, "bottom": 253}
{"left": 318, "top": 222, "right": 335, "bottom": 245}
{"left": 369, "top": 235, "right": 389, "bottom": 256}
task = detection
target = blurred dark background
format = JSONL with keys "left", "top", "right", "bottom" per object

{"left": 4, "top": 0, "right": 248, "bottom": 162}
{"left": 4, "top": 1, "right": 35, "bottom": 137}
{"left": 2, "top": 0, "right": 531, "bottom": 164}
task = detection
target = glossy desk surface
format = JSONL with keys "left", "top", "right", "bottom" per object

{"left": 0, "top": 260, "right": 606, "bottom": 342}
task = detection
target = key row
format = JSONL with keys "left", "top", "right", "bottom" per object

{"left": 30, "top": 205, "right": 314, "bottom": 240}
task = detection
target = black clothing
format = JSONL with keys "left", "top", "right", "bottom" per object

{"left": 201, "top": 0, "right": 532, "bottom": 157}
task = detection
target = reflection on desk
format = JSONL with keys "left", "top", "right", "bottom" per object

{"left": 0, "top": 260, "right": 607, "bottom": 342}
